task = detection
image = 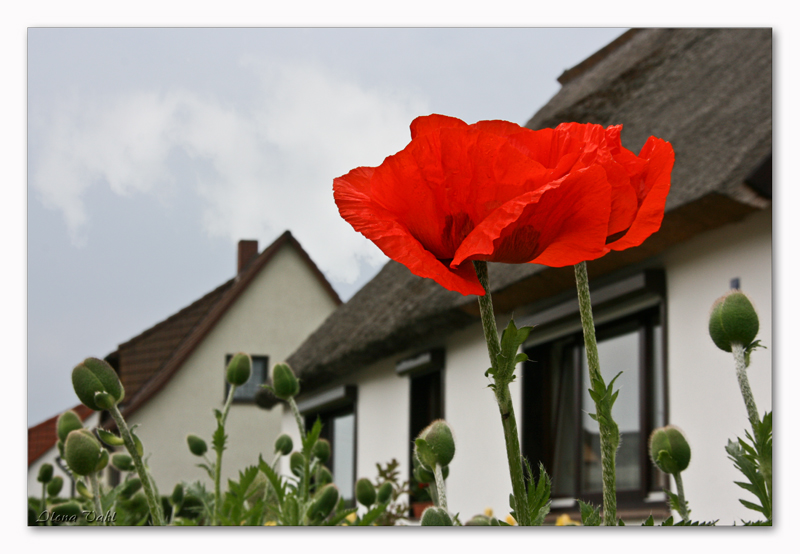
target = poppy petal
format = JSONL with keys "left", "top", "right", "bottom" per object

{"left": 334, "top": 166, "right": 485, "bottom": 296}
{"left": 606, "top": 137, "right": 674, "bottom": 251}
{"left": 450, "top": 165, "right": 612, "bottom": 268}
{"left": 410, "top": 114, "right": 468, "bottom": 139}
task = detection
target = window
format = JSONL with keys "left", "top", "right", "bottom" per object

{"left": 225, "top": 354, "right": 268, "bottom": 402}
{"left": 519, "top": 270, "right": 667, "bottom": 515}
{"left": 299, "top": 386, "right": 357, "bottom": 503}
{"left": 396, "top": 350, "right": 444, "bottom": 482}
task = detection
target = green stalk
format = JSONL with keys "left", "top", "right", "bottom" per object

{"left": 574, "top": 261, "right": 618, "bottom": 525}
{"left": 287, "top": 397, "right": 312, "bottom": 502}
{"left": 41, "top": 482, "right": 49, "bottom": 526}
{"left": 108, "top": 404, "right": 164, "bottom": 526}
{"left": 433, "top": 463, "right": 448, "bottom": 513}
{"left": 473, "top": 261, "right": 530, "bottom": 526}
{"left": 88, "top": 472, "right": 106, "bottom": 525}
{"left": 672, "top": 472, "right": 690, "bottom": 521}
{"left": 213, "top": 384, "right": 237, "bottom": 525}
{"left": 731, "top": 342, "right": 771, "bottom": 510}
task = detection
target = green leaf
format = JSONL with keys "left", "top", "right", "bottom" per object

{"left": 495, "top": 319, "right": 533, "bottom": 381}
{"left": 414, "top": 438, "right": 437, "bottom": 470}
{"left": 212, "top": 423, "right": 227, "bottom": 455}
{"left": 258, "top": 455, "right": 285, "bottom": 506}
{"left": 643, "top": 515, "right": 654, "bottom": 526}
{"left": 96, "top": 428, "right": 124, "bottom": 446}
{"left": 303, "top": 418, "right": 323, "bottom": 454}
{"left": 525, "top": 461, "right": 551, "bottom": 526}
{"left": 357, "top": 502, "right": 389, "bottom": 526}
{"left": 577, "top": 499, "right": 601, "bottom": 526}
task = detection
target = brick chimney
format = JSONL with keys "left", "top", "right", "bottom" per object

{"left": 237, "top": 240, "right": 259, "bottom": 274}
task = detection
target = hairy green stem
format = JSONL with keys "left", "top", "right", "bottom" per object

{"left": 433, "top": 463, "right": 448, "bottom": 513}
{"left": 41, "top": 482, "right": 49, "bottom": 526}
{"left": 673, "top": 472, "right": 690, "bottom": 521}
{"left": 108, "top": 404, "right": 164, "bottom": 526}
{"left": 287, "top": 397, "right": 311, "bottom": 501}
{"left": 731, "top": 342, "right": 771, "bottom": 510}
{"left": 88, "top": 472, "right": 106, "bottom": 525}
{"left": 213, "top": 384, "right": 237, "bottom": 525}
{"left": 474, "top": 260, "right": 530, "bottom": 526}
{"left": 574, "top": 261, "right": 617, "bottom": 525}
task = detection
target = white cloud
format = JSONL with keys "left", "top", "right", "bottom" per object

{"left": 29, "top": 58, "right": 429, "bottom": 283}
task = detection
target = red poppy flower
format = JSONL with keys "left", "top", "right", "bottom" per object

{"left": 334, "top": 114, "right": 673, "bottom": 296}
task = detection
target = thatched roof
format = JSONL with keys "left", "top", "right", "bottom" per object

{"left": 288, "top": 28, "right": 772, "bottom": 394}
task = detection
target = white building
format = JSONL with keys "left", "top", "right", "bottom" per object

{"left": 281, "top": 29, "right": 772, "bottom": 525}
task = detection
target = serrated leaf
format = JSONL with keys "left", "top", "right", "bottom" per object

{"left": 577, "top": 499, "right": 601, "bottom": 526}
{"left": 212, "top": 423, "right": 227, "bottom": 455}
{"left": 258, "top": 455, "right": 285, "bottom": 506}
{"left": 96, "top": 428, "right": 124, "bottom": 446}
{"left": 303, "top": 417, "right": 323, "bottom": 454}
{"left": 643, "top": 515, "right": 654, "bottom": 526}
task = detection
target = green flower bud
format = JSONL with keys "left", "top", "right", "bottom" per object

{"left": 290, "top": 451, "right": 305, "bottom": 477}
{"left": 111, "top": 453, "right": 135, "bottom": 472}
{"left": 416, "top": 420, "right": 455, "bottom": 469}
{"left": 187, "top": 434, "right": 208, "bottom": 457}
{"left": 132, "top": 431, "right": 144, "bottom": 457}
{"left": 254, "top": 387, "right": 280, "bottom": 410}
{"left": 226, "top": 353, "right": 252, "bottom": 387}
{"left": 313, "top": 438, "right": 331, "bottom": 464}
{"left": 95, "top": 448, "right": 109, "bottom": 472}
{"left": 306, "top": 483, "right": 339, "bottom": 521}
{"left": 420, "top": 506, "right": 452, "bottom": 526}
{"left": 57, "top": 439, "right": 65, "bottom": 458}
{"left": 274, "top": 434, "right": 293, "bottom": 456}
{"left": 709, "top": 291, "right": 760, "bottom": 352}
{"left": 71, "top": 357, "right": 124, "bottom": 411}
{"left": 317, "top": 465, "right": 333, "bottom": 486}
{"left": 56, "top": 410, "right": 83, "bottom": 442}
{"left": 465, "top": 514, "right": 492, "bottom": 526}
{"left": 94, "top": 391, "right": 117, "bottom": 410}
{"left": 376, "top": 482, "right": 393, "bottom": 504}
{"left": 355, "top": 478, "right": 376, "bottom": 507}
{"left": 51, "top": 501, "right": 83, "bottom": 519}
{"left": 47, "top": 476, "right": 64, "bottom": 497}
{"left": 649, "top": 425, "right": 691, "bottom": 475}
{"left": 171, "top": 483, "right": 184, "bottom": 507}
{"left": 118, "top": 477, "right": 142, "bottom": 500}
{"left": 37, "top": 463, "right": 54, "bottom": 484}
{"left": 271, "top": 363, "right": 300, "bottom": 400}
{"left": 64, "top": 429, "right": 103, "bottom": 476}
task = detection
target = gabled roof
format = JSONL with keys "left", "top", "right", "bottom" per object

{"left": 109, "top": 231, "right": 340, "bottom": 423}
{"left": 287, "top": 28, "right": 772, "bottom": 394}
{"left": 28, "top": 404, "right": 94, "bottom": 467}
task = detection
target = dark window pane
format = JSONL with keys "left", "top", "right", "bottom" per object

{"left": 228, "top": 355, "right": 267, "bottom": 401}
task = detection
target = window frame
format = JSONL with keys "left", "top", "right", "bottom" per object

{"left": 519, "top": 270, "right": 669, "bottom": 518}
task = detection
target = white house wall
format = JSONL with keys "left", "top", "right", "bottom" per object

{"left": 124, "top": 243, "right": 339, "bottom": 492}
{"left": 663, "top": 208, "right": 772, "bottom": 524}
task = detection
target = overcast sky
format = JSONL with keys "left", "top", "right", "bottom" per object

{"left": 27, "top": 28, "right": 630, "bottom": 426}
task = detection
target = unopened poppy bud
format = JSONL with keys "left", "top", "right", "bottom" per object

{"left": 254, "top": 387, "right": 280, "bottom": 410}
{"left": 171, "top": 483, "right": 184, "bottom": 507}
{"left": 56, "top": 410, "right": 83, "bottom": 442}
{"left": 313, "top": 438, "right": 331, "bottom": 463}
{"left": 355, "top": 478, "right": 376, "bottom": 507}
{"left": 187, "top": 434, "right": 207, "bottom": 457}
{"left": 271, "top": 363, "right": 300, "bottom": 400}
{"left": 52, "top": 501, "right": 83, "bottom": 518}
{"left": 71, "top": 357, "right": 124, "bottom": 411}
{"left": 37, "top": 463, "right": 54, "bottom": 483}
{"left": 317, "top": 465, "right": 333, "bottom": 486}
{"left": 649, "top": 425, "right": 691, "bottom": 475}
{"left": 307, "top": 484, "right": 339, "bottom": 520}
{"left": 709, "top": 291, "right": 759, "bottom": 352}
{"left": 376, "top": 482, "right": 393, "bottom": 504}
{"left": 93, "top": 391, "right": 116, "bottom": 410}
{"left": 118, "top": 477, "right": 142, "bottom": 499}
{"left": 47, "top": 476, "right": 64, "bottom": 497}
{"left": 420, "top": 506, "right": 452, "bottom": 526}
{"left": 111, "top": 453, "right": 134, "bottom": 472}
{"left": 290, "top": 451, "right": 305, "bottom": 476}
{"left": 64, "top": 429, "right": 103, "bottom": 476}
{"left": 465, "top": 514, "right": 492, "bottom": 526}
{"left": 226, "top": 353, "right": 252, "bottom": 387}
{"left": 417, "top": 420, "right": 455, "bottom": 468}
{"left": 274, "top": 434, "right": 293, "bottom": 456}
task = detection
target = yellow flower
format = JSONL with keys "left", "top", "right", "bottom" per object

{"left": 555, "top": 514, "right": 580, "bottom": 526}
{"left": 505, "top": 514, "right": 517, "bottom": 526}
{"left": 484, "top": 507, "right": 494, "bottom": 517}
{"left": 345, "top": 512, "right": 358, "bottom": 524}
{"left": 264, "top": 521, "right": 277, "bottom": 526}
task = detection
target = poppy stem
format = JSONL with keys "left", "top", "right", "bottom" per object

{"left": 473, "top": 260, "right": 530, "bottom": 526}
{"left": 574, "top": 261, "right": 618, "bottom": 525}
